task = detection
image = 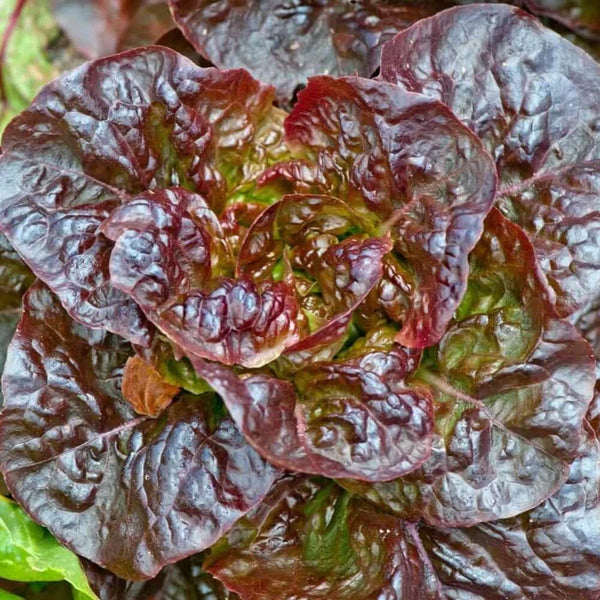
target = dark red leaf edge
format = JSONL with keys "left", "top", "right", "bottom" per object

{"left": 381, "top": 3, "right": 600, "bottom": 317}
{"left": 167, "top": 0, "right": 450, "bottom": 106}
{"left": 0, "top": 46, "right": 287, "bottom": 346}
{"left": 0, "top": 281, "right": 280, "bottom": 580}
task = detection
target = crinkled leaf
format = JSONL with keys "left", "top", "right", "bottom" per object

{"left": 274, "top": 75, "right": 496, "bottom": 347}
{"left": 0, "top": 282, "right": 280, "bottom": 580}
{"left": 381, "top": 4, "right": 600, "bottom": 315}
{"left": 168, "top": 0, "right": 447, "bottom": 106}
{"left": 188, "top": 344, "right": 434, "bottom": 482}
{"left": 205, "top": 476, "right": 440, "bottom": 600}
{"left": 83, "top": 555, "right": 237, "bottom": 600}
{"left": 102, "top": 188, "right": 301, "bottom": 368}
{"left": 0, "top": 495, "right": 97, "bottom": 599}
{"left": 50, "top": 0, "right": 174, "bottom": 58}
{"left": 419, "top": 430, "right": 600, "bottom": 599}
{"left": 343, "top": 210, "right": 595, "bottom": 526}
{"left": 121, "top": 355, "right": 180, "bottom": 417}
{"left": 238, "top": 193, "right": 392, "bottom": 362}
{"left": 0, "top": 46, "right": 286, "bottom": 345}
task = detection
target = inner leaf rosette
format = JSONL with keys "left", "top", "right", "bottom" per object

{"left": 257, "top": 75, "right": 497, "bottom": 348}
{"left": 0, "top": 281, "right": 280, "bottom": 580}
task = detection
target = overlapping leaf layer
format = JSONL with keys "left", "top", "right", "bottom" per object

{"left": 0, "top": 4, "right": 600, "bottom": 599}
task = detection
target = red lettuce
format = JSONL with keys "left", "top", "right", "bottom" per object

{"left": 0, "top": 3, "right": 599, "bottom": 597}
{"left": 0, "top": 282, "right": 280, "bottom": 579}
{"left": 167, "top": 0, "right": 450, "bottom": 106}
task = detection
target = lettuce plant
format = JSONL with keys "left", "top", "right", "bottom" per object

{"left": 0, "top": 3, "right": 600, "bottom": 599}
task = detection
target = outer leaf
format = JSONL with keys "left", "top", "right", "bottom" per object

{"left": 0, "top": 496, "right": 97, "bottom": 599}
{"left": 0, "top": 282, "right": 280, "bottom": 580}
{"left": 419, "top": 430, "right": 600, "bottom": 599}
{"left": 276, "top": 76, "right": 496, "bottom": 347}
{"left": 205, "top": 476, "right": 441, "bottom": 600}
{"left": 343, "top": 210, "right": 595, "bottom": 526}
{"left": 188, "top": 344, "right": 434, "bottom": 482}
{"left": 51, "top": 0, "right": 173, "bottom": 58}
{"left": 168, "top": 0, "right": 448, "bottom": 106}
{"left": 0, "top": 46, "right": 286, "bottom": 345}
{"left": 102, "top": 188, "right": 301, "bottom": 368}
{"left": 83, "top": 555, "right": 237, "bottom": 600}
{"left": 381, "top": 4, "right": 600, "bottom": 315}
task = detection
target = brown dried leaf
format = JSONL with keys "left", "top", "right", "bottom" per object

{"left": 122, "top": 355, "right": 180, "bottom": 417}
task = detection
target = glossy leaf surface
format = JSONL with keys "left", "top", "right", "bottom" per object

{"left": 343, "top": 210, "right": 595, "bottom": 526}
{"left": 273, "top": 75, "right": 496, "bottom": 347}
{"left": 189, "top": 344, "right": 433, "bottom": 482}
{"left": 420, "top": 431, "right": 600, "bottom": 599}
{"left": 0, "top": 496, "right": 97, "bottom": 599}
{"left": 381, "top": 4, "right": 600, "bottom": 315}
{"left": 0, "top": 282, "right": 280, "bottom": 580}
{"left": 102, "top": 188, "right": 301, "bottom": 368}
{"left": 168, "top": 0, "right": 446, "bottom": 106}
{"left": 206, "top": 476, "right": 440, "bottom": 600}
{"left": 0, "top": 46, "right": 286, "bottom": 345}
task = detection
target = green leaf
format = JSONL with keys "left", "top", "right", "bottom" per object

{"left": 0, "top": 496, "right": 97, "bottom": 599}
{"left": 0, "top": 0, "right": 67, "bottom": 135}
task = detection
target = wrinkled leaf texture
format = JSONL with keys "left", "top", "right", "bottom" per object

{"left": 0, "top": 282, "right": 280, "bottom": 580}
{"left": 168, "top": 0, "right": 451, "bottom": 106}
{"left": 381, "top": 3, "right": 600, "bottom": 316}
{"left": 207, "top": 428, "right": 600, "bottom": 600}
{"left": 275, "top": 75, "right": 497, "bottom": 348}
{"left": 205, "top": 475, "right": 440, "bottom": 600}
{"left": 0, "top": 46, "right": 287, "bottom": 346}
{"left": 343, "top": 208, "right": 595, "bottom": 526}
